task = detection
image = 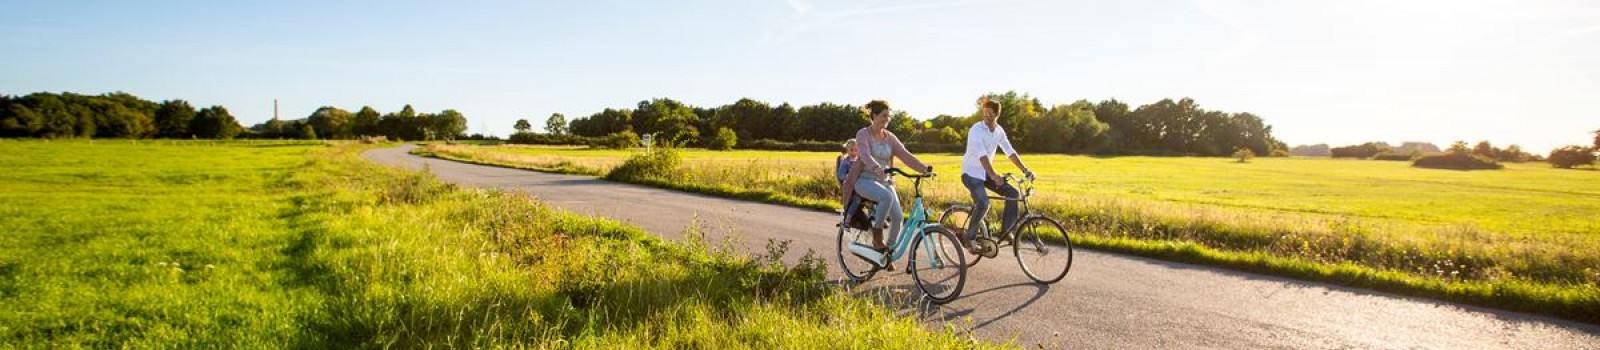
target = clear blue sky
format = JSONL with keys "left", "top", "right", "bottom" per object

{"left": 3, "top": 0, "right": 1596, "bottom": 151}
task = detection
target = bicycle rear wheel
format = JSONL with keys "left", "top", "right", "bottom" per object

{"left": 1013, "top": 216, "right": 1074, "bottom": 284}
{"left": 938, "top": 206, "right": 985, "bottom": 267}
{"left": 836, "top": 224, "right": 878, "bottom": 282}
{"left": 909, "top": 226, "right": 967, "bottom": 304}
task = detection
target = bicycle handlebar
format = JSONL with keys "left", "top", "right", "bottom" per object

{"left": 885, "top": 166, "right": 935, "bottom": 178}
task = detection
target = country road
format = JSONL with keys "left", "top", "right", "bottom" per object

{"left": 365, "top": 145, "right": 1600, "bottom": 349}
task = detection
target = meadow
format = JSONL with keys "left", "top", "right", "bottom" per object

{"left": 0, "top": 139, "right": 1008, "bottom": 349}
{"left": 417, "top": 144, "right": 1600, "bottom": 323}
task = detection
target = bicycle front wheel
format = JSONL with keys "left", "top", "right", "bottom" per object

{"left": 1013, "top": 216, "right": 1074, "bottom": 284}
{"left": 909, "top": 225, "right": 967, "bottom": 304}
{"left": 836, "top": 224, "right": 878, "bottom": 283}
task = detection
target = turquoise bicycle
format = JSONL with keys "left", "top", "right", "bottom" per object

{"left": 836, "top": 167, "right": 968, "bottom": 304}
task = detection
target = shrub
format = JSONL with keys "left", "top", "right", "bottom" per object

{"left": 1232, "top": 147, "right": 1254, "bottom": 163}
{"left": 1412, "top": 152, "right": 1504, "bottom": 170}
{"left": 1370, "top": 151, "right": 1418, "bottom": 161}
{"left": 708, "top": 127, "right": 737, "bottom": 150}
{"left": 1547, "top": 146, "right": 1596, "bottom": 169}
{"left": 604, "top": 147, "right": 681, "bottom": 182}
{"left": 1268, "top": 149, "right": 1290, "bottom": 157}
{"left": 602, "top": 131, "right": 640, "bottom": 149}
{"left": 1331, "top": 142, "right": 1390, "bottom": 158}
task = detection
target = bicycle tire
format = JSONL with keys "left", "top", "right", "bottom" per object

{"left": 836, "top": 224, "right": 878, "bottom": 283}
{"left": 909, "top": 225, "right": 967, "bottom": 304}
{"left": 938, "top": 206, "right": 985, "bottom": 267}
{"left": 1013, "top": 216, "right": 1074, "bottom": 284}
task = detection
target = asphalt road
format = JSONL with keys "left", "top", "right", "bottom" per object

{"left": 365, "top": 145, "right": 1600, "bottom": 349}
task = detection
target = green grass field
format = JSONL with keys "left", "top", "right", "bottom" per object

{"left": 0, "top": 139, "right": 1009, "bottom": 349}
{"left": 418, "top": 144, "right": 1600, "bottom": 323}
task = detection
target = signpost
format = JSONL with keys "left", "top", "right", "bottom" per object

{"left": 641, "top": 133, "right": 654, "bottom": 155}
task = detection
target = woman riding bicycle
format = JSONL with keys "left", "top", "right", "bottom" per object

{"left": 958, "top": 96, "right": 1035, "bottom": 256}
{"left": 840, "top": 100, "right": 931, "bottom": 253}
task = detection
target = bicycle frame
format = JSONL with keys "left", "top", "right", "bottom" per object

{"left": 846, "top": 171, "right": 953, "bottom": 269}
{"left": 976, "top": 174, "right": 1036, "bottom": 239}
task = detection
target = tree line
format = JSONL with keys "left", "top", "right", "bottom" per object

{"left": 249, "top": 105, "right": 467, "bottom": 141}
{"left": 532, "top": 91, "right": 1286, "bottom": 156}
{"left": 0, "top": 92, "right": 242, "bottom": 139}
{"left": 0, "top": 91, "right": 470, "bottom": 141}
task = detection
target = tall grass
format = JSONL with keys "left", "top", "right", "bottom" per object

{"left": 0, "top": 140, "right": 1010, "bottom": 349}
{"left": 417, "top": 144, "right": 1600, "bottom": 323}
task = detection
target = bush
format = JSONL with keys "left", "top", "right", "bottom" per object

{"left": 601, "top": 131, "right": 640, "bottom": 149}
{"left": 737, "top": 139, "right": 844, "bottom": 152}
{"left": 1268, "top": 149, "right": 1290, "bottom": 157}
{"left": 1232, "top": 147, "right": 1254, "bottom": 163}
{"left": 1547, "top": 146, "right": 1596, "bottom": 169}
{"left": 1331, "top": 142, "right": 1390, "bottom": 158}
{"left": 507, "top": 132, "right": 599, "bottom": 146}
{"left": 708, "top": 127, "right": 737, "bottom": 150}
{"left": 1370, "top": 151, "right": 1418, "bottom": 161}
{"left": 604, "top": 147, "right": 681, "bottom": 182}
{"left": 1412, "top": 152, "right": 1504, "bottom": 170}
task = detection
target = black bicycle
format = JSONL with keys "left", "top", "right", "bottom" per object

{"left": 938, "top": 173, "right": 1074, "bottom": 284}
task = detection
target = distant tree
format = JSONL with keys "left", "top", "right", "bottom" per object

{"left": 632, "top": 98, "right": 700, "bottom": 146}
{"left": 1331, "top": 142, "right": 1391, "bottom": 158}
{"left": 1447, "top": 141, "right": 1471, "bottom": 154}
{"left": 1547, "top": 145, "right": 1596, "bottom": 169}
{"left": 708, "top": 127, "right": 737, "bottom": 150}
{"left": 887, "top": 110, "right": 917, "bottom": 137}
{"left": 1289, "top": 144, "right": 1332, "bottom": 157}
{"left": 352, "top": 106, "right": 381, "bottom": 137}
{"left": 1499, "top": 144, "right": 1531, "bottom": 162}
{"left": 514, "top": 118, "right": 532, "bottom": 133}
{"left": 1593, "top": 129, "right": 1599, "bottom": 150}
{"left": 1395, "top": 142, "right": 1441, "bottom": 154}
{"left": 300, "top": 123, "right": 317, "bottom": 140}
{"left": 792, "top": 102, "right": 866, "bottom": 142}
{"left": 1472, "top": 141, "right": 1496, "bottom": 158}
{"left": 189, "top": 105, "right": 240, "bottom": 139}
{"left": 153, "top": 99, "right": 196, "bottom": 138}
{"left": 711, "top": 98, "right": 771, "bottom": 140}
{"left": 429, "top": 109, "right": 468, "bottom": 140}
{"left": 544, "top": 113, "right": 567, "bottom": 135}
{"left": 307, "top": 106, "right": 352, "bottom": 139}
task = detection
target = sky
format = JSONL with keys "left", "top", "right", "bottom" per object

{"left": 2, "top": 0, "right": 1596, "bottom": 151}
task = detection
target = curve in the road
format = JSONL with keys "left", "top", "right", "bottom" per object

{"left": 365, "top": 145, "right": 1600, "bottom": 349}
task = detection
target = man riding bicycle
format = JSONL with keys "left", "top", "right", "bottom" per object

{"left": 958, "top": 96, "right": 1034, "bottom": 256}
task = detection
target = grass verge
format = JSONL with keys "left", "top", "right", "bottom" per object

{"left": 0, "top": 139, "right": 1010, "bottom": 348}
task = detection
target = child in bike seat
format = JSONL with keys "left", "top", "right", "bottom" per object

{"left": 837, "top": 139, "right": 872, "bottom": 230}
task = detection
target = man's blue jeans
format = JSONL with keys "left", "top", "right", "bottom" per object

{"left": 961, "top": 174, "right": 1019, "bottom": 240}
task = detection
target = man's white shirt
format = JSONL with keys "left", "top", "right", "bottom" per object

{"left": 961, "top": 122, "right": 1018, "bottom": 180}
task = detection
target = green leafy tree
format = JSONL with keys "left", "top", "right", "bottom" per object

{"left": 708, "top": 127, "right": 737, "bottom": 150}
{"left": 429, "top": 109, "right": 468, "bottom": 140}
{"left": 307, "top": 106, "right": 352, "bottom": 139}
{"left": 153, "top": 100, "right": 196, "bottom": 138}
{"left": 300, "top": 123, "right": 318, "bottom": 140}
{"left": 632, "top": 98, "right": 700, "bottom": 146}
{"left": 1473, "top": 141, "right": 1496, "bottom": 158}
{"left": 712, "top": 98, "right": 771, "bottom": 140}
{"left": 1547, "top": 145, "right": 1595, "bottom": 169}
{"left": 514, "top": 118, "right": 532, "bottom": 133}
{"left": 189, "top": 105, "right": 240, "bottom": 139}
{"left": 352, "top": 106, "right": 381, "bottom": 137}
{"left": 792, "top": 102, "right": 866, "bottom": 142}
{"left": 1592, "top": 129, "right": 1599, "bottom": 150}
{"left": 545, "top": 113, "right": 567, "bottom": 135}
{"left": 887, "top": 111, "right": 917, "bottom": 137}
